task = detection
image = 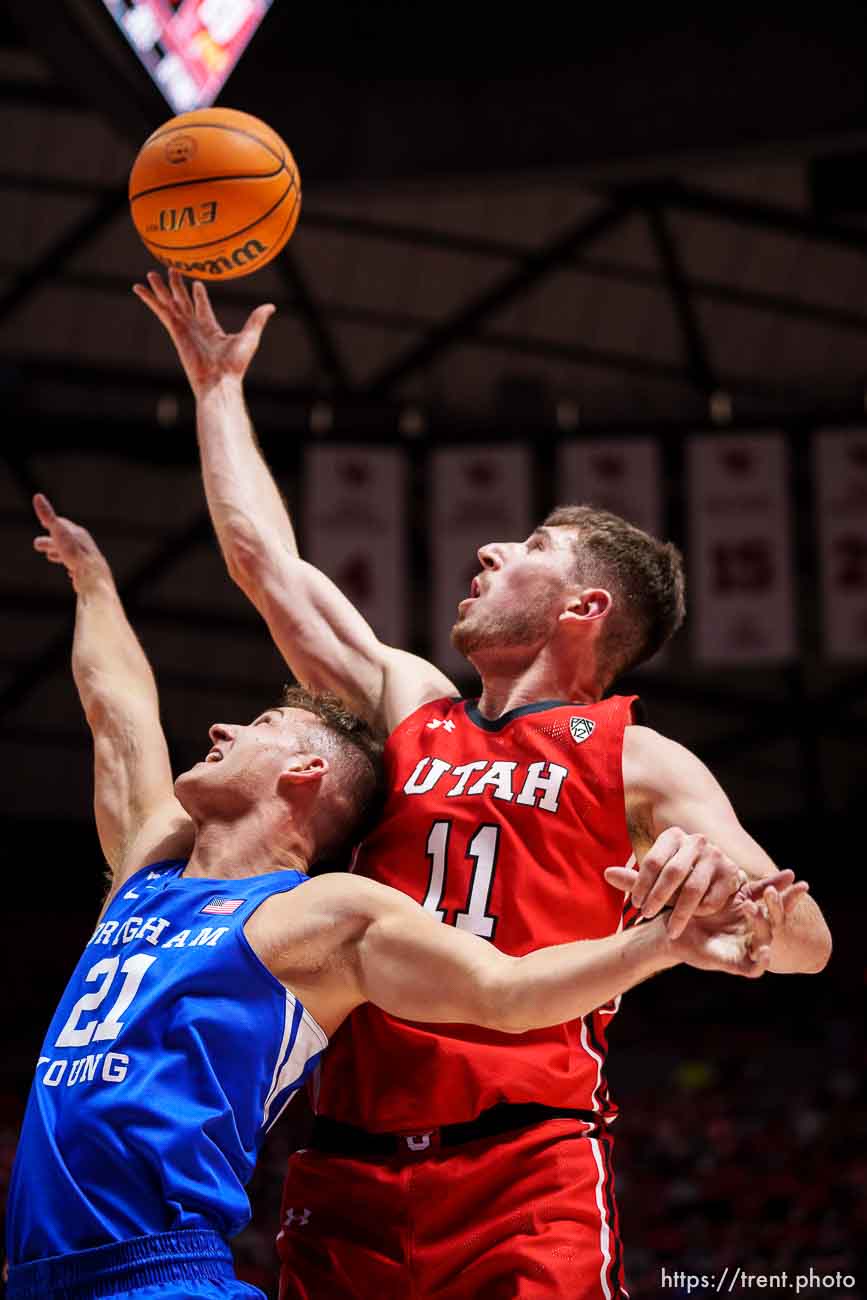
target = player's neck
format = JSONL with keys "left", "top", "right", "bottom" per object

{"left": 473, "top": 648, "right": 603, "bottom": 720}
{"left": 183, "top": 809, "right": 310, "bottom": 880}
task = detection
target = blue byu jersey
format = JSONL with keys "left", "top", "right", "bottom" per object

{"left": 7, "top": 860, "right": 327, "bottom": 1265}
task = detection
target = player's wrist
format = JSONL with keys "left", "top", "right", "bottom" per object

{"left": 74, "top": 556, "right": 115, "bottom": 597}
{"left": 633, "top": 913, "right": 680, "bottom": 971}
{"left": 193, "top": 370, "right": 245, "bottom": 403}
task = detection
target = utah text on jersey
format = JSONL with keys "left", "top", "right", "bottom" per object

{"left": 403, "top": 756, "right": 568, "bottom": 812}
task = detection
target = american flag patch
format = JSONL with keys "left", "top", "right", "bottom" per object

{"left": 201, "top": 898, "right": 245, "bottom": 915}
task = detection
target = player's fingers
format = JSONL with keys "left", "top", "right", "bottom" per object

{"left": 145, "top": 271, "right": 175, "bottom": 309}
{"left": 764, "top": 887, "right": 783, "bottom": 932}
{"left": 746, "top": 944, "right": 772, "bottom": 977}
{"left": 33, "top": 541, "right": 63, "bottom": 563}
{"left": 32, "top": 493, "right": 57, "bottom": 528}
{"left": 132, "top": 283, "right": 172, "bottom": 326}
{"left": 192, "top": 279, "right": 220, "bottom": 330}
{"left": 779, "top": 881, "right": 809, "bottom": 913}
{"left": 627, "top": 827, "right": 685, "bottom": 909}
{"left": 746, "top": 869, "right": 795, "bottom": 900}
{"left": 642, "top": 838, "right": 704, "bottom": 918}
{"left": 694, "top": 853, "right": 742, "bottom": 914}
{"left": 603, "top": 866, "right": 640, "bottom": 895}
{"left": 244, "top": 302, "right": 276, "bottom": 343}
{"left": 666, "top": 857, "right": 714, "bottom": 939}
{"left": 168, "top": 268, "right": 193, "bottom": 313}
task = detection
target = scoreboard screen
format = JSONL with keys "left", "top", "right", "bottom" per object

{"left": 101, "top": 1, "right": 274, "bottom": 113}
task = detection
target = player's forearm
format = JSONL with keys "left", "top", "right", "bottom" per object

{"left": 72, "top": 569, "right": 159, "bottom": 730}
{"left": 196, "top": 376, "right": 299, "bottom": 590}
{"left": 494, "top": 920, "right": 677, "bottom": 1032}
{"left": 767, "top": 894, "right": 831, "bottom": 974}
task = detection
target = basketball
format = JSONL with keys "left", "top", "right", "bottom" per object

{"left": 129, "top": 108, "right": 301, "bottom": 281}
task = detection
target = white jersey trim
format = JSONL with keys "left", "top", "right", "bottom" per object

{"left": 589, "top": 1134, "right": 614, "bottom": 1300}
{"left": 262, "top": 992, "right": 328, "bottom": 1130}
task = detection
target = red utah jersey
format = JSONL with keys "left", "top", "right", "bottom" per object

{"left": 315, "top": 694, "right": 640, "bottom": 1132}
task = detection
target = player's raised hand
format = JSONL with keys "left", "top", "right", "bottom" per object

{"left": 32, "top": 494, "right": 111, "bottom": 593}
{"left": 604, "top": 826, "right": 744, "bottom": 938}
{"left": 132, "top": 268, "right": 275, "bottom": 396}
{"left": 668, "top": 873, "right": 810, "bottom": 978}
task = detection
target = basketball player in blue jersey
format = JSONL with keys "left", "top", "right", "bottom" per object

{"left": 5, "top": 497, "right": 805, "bottom": 1300}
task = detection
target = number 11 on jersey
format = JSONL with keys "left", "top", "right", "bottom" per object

{"left": 421, "top": 820, "right": 500, "bottom": 939}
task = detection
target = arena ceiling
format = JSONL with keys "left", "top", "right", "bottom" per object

{"left": 0, "top": 7, "right": 865, "bottom": 857}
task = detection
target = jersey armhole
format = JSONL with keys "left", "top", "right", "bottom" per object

{"left": 235, "top": 887, "right": 330, "bottom": 1053}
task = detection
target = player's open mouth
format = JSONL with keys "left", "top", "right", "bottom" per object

{"left": 204, "top": 748, "right": 223, "bottom": 763}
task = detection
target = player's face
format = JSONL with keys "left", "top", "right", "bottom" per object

{"left": 451, "top": 527, "right": 579, "bottom": 657}
{"left": 174, "top": 707, "right": 321, "bottom": 814}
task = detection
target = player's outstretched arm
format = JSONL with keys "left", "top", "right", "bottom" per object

{"left": 32, "top": 495, "right": 193, "bottom": 888}
{"left": 132, "top": 270, "right": 455, "bottom": 732}
{"left": 615, "top": 726, "right": 832, "bottom": 974}
{"left": 265, "top": 872, "right": 798, "bottom": 1037}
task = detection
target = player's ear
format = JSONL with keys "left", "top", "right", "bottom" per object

{"left": 559, "top": 587, "right": 612, "bottom": 626}
{"left": 279, "top": 754, "right": 330, "bottom": 786}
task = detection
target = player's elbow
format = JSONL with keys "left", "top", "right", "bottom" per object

{"left": 804, "top": 923, "right": 832, "bottom": 974}
{"left": 223, "top": 516, "right": 270, "bottom": 593}
{"left": 774, "top": 920, "right": 833, "bottom": 975}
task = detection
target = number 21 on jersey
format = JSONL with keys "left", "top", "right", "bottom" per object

{"left": 55, "top": 954, "right": 156, "bottom": 1047}
{"left": 421, "top": 820, "right": 500, "bottom": 939}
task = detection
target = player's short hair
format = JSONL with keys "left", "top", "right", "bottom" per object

{"left": 280, "top": 684, "right": 384, "bottom": 867}
{"left": 543, "top": 504, "right": 686, "bottom": 684}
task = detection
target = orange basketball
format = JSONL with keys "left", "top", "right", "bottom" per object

{"left": 129, "top": 108, "right": 301, "bottom": 281}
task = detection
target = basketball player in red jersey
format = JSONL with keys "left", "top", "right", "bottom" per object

{"left": 135, "top": 271, "right": 832, "bottom": 1300}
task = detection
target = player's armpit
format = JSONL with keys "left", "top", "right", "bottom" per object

{"left": 99, "top": 801, "right": 194, "bottom": 916}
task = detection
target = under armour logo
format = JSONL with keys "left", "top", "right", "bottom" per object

{"left": 426, "top": 719, "right": 456, "bottom": 732}
{"left": 405, "top": 1132, "right": 433, "bottom": 1151}
{"left": 283, "top": 1207, "right": 312, "bottom": 1228}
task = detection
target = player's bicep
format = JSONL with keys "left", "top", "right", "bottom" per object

{"left": 353, "top": 883, "right": 506, "bottom": 1028}
{"left": 628, "top": 726, "right": 779, "bottom": 879}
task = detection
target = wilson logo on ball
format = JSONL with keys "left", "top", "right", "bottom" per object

{"left": 148, "top": 202, "right": 218, "bottom": 233}
{"left": 158, "top": 238, "right": 267, "bottom": 278}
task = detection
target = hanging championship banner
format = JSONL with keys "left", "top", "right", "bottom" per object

{"left": 814, "top": 428, "right": 867, "bottom": 660}
{"left": 304, "top": 446, "right": 407, "bottom": 648}
{"left": 432, "top": 446, "right": 534, "bottom": 678}
{"left": 557, "top": 437, "right": 663, "bottom": 537}
{"left": 688, "top": 433, "right": 796, "bottom": 664}
{"left": 557, "top": 437, "right": 669, "bottom": 671}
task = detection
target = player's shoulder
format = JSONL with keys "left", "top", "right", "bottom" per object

{"left": 261, "top": 870, "right": 389, "bottom": 925}
{"left": 380, "top": 646, "right": 458, "bottom": 734}
{"left": 384, "top": 687, "right": 462, "bottom": 740}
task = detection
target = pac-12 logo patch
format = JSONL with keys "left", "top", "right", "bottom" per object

{"left": 569, "top": 716, "right": 596, "bottom": 744}
{"left": 201, "top": 898, "right": 245, "bottom": 915}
